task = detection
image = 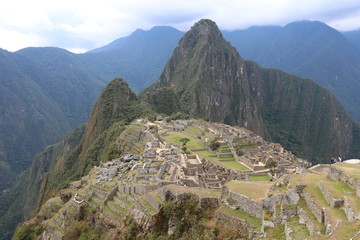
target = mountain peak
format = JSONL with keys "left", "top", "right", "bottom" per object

{"left": 191, "top": 19, "right": 220, "bottom": 34}
{"left": 150, "top": 19, "right": 264, "bottom": 135}
{"left": 183, "top": 19, "right": 223, "bottom": 42}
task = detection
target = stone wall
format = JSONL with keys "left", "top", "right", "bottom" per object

{"left": 297, "top": 207, "right": 315, "bottom": 235}
{"left": 199, "top": 197, "right": 221, "bottom": 209}
{"left": 302, "top": 191, "right": 323, "bottom": 223}
{"left": 343, "top": 196, "right": 360, "bottom": 222}
{"left": 224, "top": 187, "right": 263, "bottom": 218}
{"left": 104, "top": 186, "right": 118, "bottom": 205}
{"left": 118, "top": 183, "right": 158, "bottom": 195}
{"left": 318, "top": 182, "right": 344, "bottom": 208}
{"left": 328, "top": 166, "right": 360, "bottom": 196}
{"left": 215, "top": 210, "right": 251, "bottom": 238}
{"left": 323, "top": 207, "right": 333, "bottom": 235}
{"left": 263, "top": 194, "right": 282, "bottom": 212}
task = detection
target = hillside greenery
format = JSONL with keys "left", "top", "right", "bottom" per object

{"left": 223, "top": 20, "right": 360, "bottom": 122}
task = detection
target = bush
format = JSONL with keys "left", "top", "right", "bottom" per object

{"left": 209, "top": 139, "right": 220, "bottom": 151}
{"left": 236, "top": 149, "right": 244, "bottom": 156}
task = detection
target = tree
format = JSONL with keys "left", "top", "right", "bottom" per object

{"left": 179, "top": 138, "right": 190, "bottom": 146}
{"left": 179, "top": 138, "right": 190, "bottom": 153}
{"left": 209, "top": 138, "right": 220, "bottom": 151}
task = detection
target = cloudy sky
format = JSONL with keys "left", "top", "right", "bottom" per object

{"left": 1, "top": 0, "right": 360, "bottom": 53}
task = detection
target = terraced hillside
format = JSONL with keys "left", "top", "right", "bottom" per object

{"left": 13, "top": 119, "right": 360, "bottom": 239}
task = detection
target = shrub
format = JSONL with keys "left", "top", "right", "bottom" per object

{"left": 209, "top": 139, "right": 220, "bottom": 151}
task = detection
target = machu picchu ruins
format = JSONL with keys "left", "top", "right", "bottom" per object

{"left": 21, "top": 119, "right": 360, "bottom": 239}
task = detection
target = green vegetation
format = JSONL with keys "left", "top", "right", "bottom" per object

{"left": 180, "top": 137, "right": 191, "bottom": 152}
{"left": 165, "top": 112, "right": 190, "bottom": 122}
{"left": 161, "top": 130, "right": 250, "bottom": 171}
{"left": 161, "top": 131, "right": 205, "bottom": 150}
{"left": 333, "top": 162, "right": 360, "bottom": 179}
{"left": 63, "top": 221, "right": 103, "bottom": 240}
{"left": 285, "top": 216, "right": 309, "bottom": 240}
{"left": 12, "top": 222, "right": 43, "bottom": 240}
{"left": 249, "top": 175, "right": 271, "bottom": 181}
{"left": 226, "top": 180, "right": 272, "bottom": 201}
{"left": 220, "top": 206, "right": 262, "bottom": 230}
{"left": 264, "top": 224, "right": 286, "bottom": 240}
{"left": 34, "top": 79, "right": 155, "bottom": 211}
{"left": 209, "top": 138, "right": 221, "bottom": 151}
{"left": 145, "top": 87, "right": 181, "bottom": 115}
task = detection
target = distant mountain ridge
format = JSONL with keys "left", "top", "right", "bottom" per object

{"left": 0, "top": 47, "right": 104, "bottom": 192}
{"left": 80, "top": 26, "right": 183, "bottom": 92}
{"left": 223, "top": 20, "right": 360, "bottom": 121}
{"left": 342, "top": 29, "right": 360, "bottom": 50}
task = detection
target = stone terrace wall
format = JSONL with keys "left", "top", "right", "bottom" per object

{"left": 157, "top": 186, "right": 220, "bottom": 210}
{"left": 343, "top": 196, "right": 360, "bottom": 222}
{"left": 318, "top": 182, "right": 344, "bottom": 208}
{"left": 328, "top": 166, "right": 360, "bottom": 196}
{"left": 323, "top": 207, "right": 333, "bottom": 235}
{"left": 215, "top": 210, "right": 251, "bottom": 238}
{"left": 298, "top": 207, "right": 316, "bottom": 235}
{"left": 302, "top": 191, "right": 323, "bottom": 223}
{"left": 224, "top": 187, "right": 263, "bottom": 218}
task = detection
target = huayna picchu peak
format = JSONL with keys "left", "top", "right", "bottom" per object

{"left": 3, "top": 19, "right": 360, "bottom": 240}
{"left": 144, "top": 19, "right": 355, "bottom": 165}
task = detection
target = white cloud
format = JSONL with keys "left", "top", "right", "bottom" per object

{"left": 0, "top": 0, "right": 360, "bottom": 52}
{"left": 0, "top": 28, "right": 44, "bottom": 51}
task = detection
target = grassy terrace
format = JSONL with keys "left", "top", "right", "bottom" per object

{"left": 163, "top": 185, "right": 221, "bottom": 198}
{"left": 226, "top": 180, "right": 272, "bottom": 201}
{"left": 297, "top": 198, "right": 326, "bottom": 234}
{"left": 218, "top": 206, "right": 262, "bottom": 230}
{"left": 289, "top": 172, "right": 348, "bottom": 226}
{"left": 286, "top": 216, "right": 310, "bottom": 240}
{"left": 161, "top": 130, "right": 251, "bottom": 171}
{"left": 323, "top": 181, "right": 360, "bottom": 212}
{"left": 265, "top": 224, "right": 286, "bottom": 240}
{"left": 249, "top": 175, "right": 271, "bottom": 181}
{"left": 330, "top": 220, "right": 360, "bottom": 240}
{"left": 333, "top": 162, "right": 360, "bottom": 179}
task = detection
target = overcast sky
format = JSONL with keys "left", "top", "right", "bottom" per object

{"left": 1, "top": 0, "right": 360, "bottom": 53}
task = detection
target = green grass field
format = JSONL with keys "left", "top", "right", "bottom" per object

{"left": 333, "top": 162, "right": 360, "bottom": 179}
{"left": 249, "top": 175, "right": 271, "bottom": 181}
{"left": 226, "top": 180, "right": 272, "bottom": 201}
{"left": 161, "top": 130, "right": 251, "bottom": 171}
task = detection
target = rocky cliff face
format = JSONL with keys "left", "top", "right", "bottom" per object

{"left": 146, "top": 19, "right": 354, "bottom": 164}
{"left": 245, "top": 61, "right": 353, "bottom": 164}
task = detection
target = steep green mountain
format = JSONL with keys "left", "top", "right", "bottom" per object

{"left": 34, "top": 78, "right": 153, "bottom": 213}
{"left": 145, "top": 19, "right": 354, "bottom": 164}
{"left": 223, "top": 21, "right": 360, "bottom": 121}
{"left": 0, "top": 49, "right": 70, "bottom": 191}
{"left": 0, "top": 27, "right": 180, "bottom": 192}
{"left": 0, "top": 78, "right": 154, "bottom": 239}
{"left": 13, "top": 47, "right": 105, "bottom": 126}
{"left": 0, "top": 125, "right": 85, "bottom": 240}
{"left": 342, "top": 29, "right": 360, "bottom": 50}
{"left": 0, "top": 47, "right": 104, "bottom": 192}
{"left": 79, "top": 26, "right": 183, "bottom": 92}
